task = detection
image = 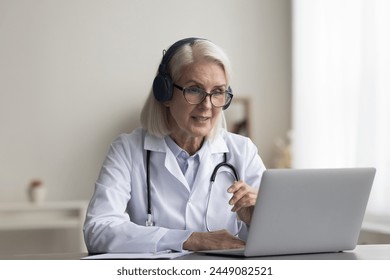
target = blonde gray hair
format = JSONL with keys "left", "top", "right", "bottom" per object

{"left": 140, "top": 39, "right": 232, "bottom": 139}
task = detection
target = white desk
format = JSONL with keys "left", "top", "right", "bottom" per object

{"left": 0, "top": 200, "right": 88, "bottom": 252}
{"left": 1, "top": 244, "right": 389, "bottom": 260}
{"left": 188, "top": 244, "right": 390, "bottom": 260}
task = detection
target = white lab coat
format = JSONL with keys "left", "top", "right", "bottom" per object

{"left": 84, "top": 128, "right": 266, "bottom": 253}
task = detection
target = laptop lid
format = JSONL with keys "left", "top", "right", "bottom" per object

{"left": 243, "top": 167, "right": 376, "bottom": 257}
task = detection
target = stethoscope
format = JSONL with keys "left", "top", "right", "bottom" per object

{"left": 145, "top": 150, "right": 243, "bottom": 235}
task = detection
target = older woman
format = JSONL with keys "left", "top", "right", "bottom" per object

{"left": 84, "top": 38, "right": 266, "bottom": 253}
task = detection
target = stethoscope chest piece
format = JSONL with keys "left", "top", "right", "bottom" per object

{"left": 146, "top": 213, "right": 154, "bottom": 227}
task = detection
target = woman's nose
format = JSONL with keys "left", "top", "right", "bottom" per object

{"left": 199, "top": 94, "right": 213, "bottom": 109}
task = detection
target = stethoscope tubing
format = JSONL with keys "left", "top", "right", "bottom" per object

{"left": 146, "top": 150, "right": 154, "bottom": 226}
{"left": 210, "top": 161, "right": 239, "bottom": 183}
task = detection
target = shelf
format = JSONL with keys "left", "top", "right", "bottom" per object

{"left": 0, "top": 200, "right": 88, "bottom": 212}
{"left": 0, "top": 219, "right": 82, "bottom": 231}
{"left": 0, "top": 200, "right": 88, "bottom": 251}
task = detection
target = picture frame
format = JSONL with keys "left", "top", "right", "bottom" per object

{"left": 225, "top": 97, "right": 251, "bottom": 137}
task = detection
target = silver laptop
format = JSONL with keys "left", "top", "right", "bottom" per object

{"left": 202, "top": 167, "right": 376, "bottom": 257}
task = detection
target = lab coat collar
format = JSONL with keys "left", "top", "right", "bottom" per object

{"left": 142, "top": 129, "right": 230, "bottom": 192}
{"left": 144, "top": 132, "right": 167, "bottom": 153}
{"left": 206, "top": 131, "right": 229, "bottom": 155}
{"left": 143, "top": 130, "right": 229, "bottom": 155}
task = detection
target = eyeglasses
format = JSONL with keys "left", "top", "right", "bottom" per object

{"left": 173, "top": 84, "right": 233, "bottom": 108}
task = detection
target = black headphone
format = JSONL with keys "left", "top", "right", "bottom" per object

{"left": 152, "top": 37, "right": 233, "bottom": 110}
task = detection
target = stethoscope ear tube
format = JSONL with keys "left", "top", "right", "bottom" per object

{"left": 210, "top": 162, "right": 240, "bottom": 183}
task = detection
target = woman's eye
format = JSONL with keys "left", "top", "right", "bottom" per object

{"left": 212, "top": 90, "right": 224, "bottom": 96}
{"left": 188, "top": 87, "right": 203, "bottom": 94}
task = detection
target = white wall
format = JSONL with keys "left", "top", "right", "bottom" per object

{"left": 0, "top": 0, "right": 291, "bottom": 203}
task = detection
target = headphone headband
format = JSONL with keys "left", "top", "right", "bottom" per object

{"left": 158, "top": 37, "right": 200, "bottom": 76}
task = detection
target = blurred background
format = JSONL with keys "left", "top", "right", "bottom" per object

{"left": 0, "top": 0, "right": 388, "bottom": 256}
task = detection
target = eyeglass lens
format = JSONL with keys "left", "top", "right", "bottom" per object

{"left": 183, "top": 88, "right": 231, "bottom": 107}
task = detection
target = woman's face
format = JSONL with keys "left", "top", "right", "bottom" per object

{"left": 166, "top": 59, "right": 227, "bottom": 143}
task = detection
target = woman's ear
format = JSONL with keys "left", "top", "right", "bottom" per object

{"left": 163, "top": 101, "right": 170, "bottom": 107}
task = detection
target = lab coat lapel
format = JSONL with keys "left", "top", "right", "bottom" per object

{"left": 192, "top": 151, "right": 215, "bottom": 192}
{"left": 144, "top": 132, "right": 189, "bottom": 191}
{"left": 165, "top": 149, "right": 189, "bottom": 189}
{"left": 192, "top": 134, "right": 229, "bottom": 192}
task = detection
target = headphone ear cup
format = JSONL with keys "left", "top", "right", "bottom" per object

{"left": 153, "top": 74, "right": 173, "bottom": 102}
{"left": 222, "top": 86, "right": 233, "bottom": 110}
{"left": 222, "top": 100, "right": 232, "bottom": 110}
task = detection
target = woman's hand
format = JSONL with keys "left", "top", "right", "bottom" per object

{"left": 182, "top": 181, "right": 257, "bottom": 251}
{"left": 183, "top": 230, "right": 245, "bottom": 251}
{"left": 227, "top": 180, "right": 258, "bottom": 225}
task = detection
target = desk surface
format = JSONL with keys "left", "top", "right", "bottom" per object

{"left": 1, "top": 244, "right": 390, "bottom": 260}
